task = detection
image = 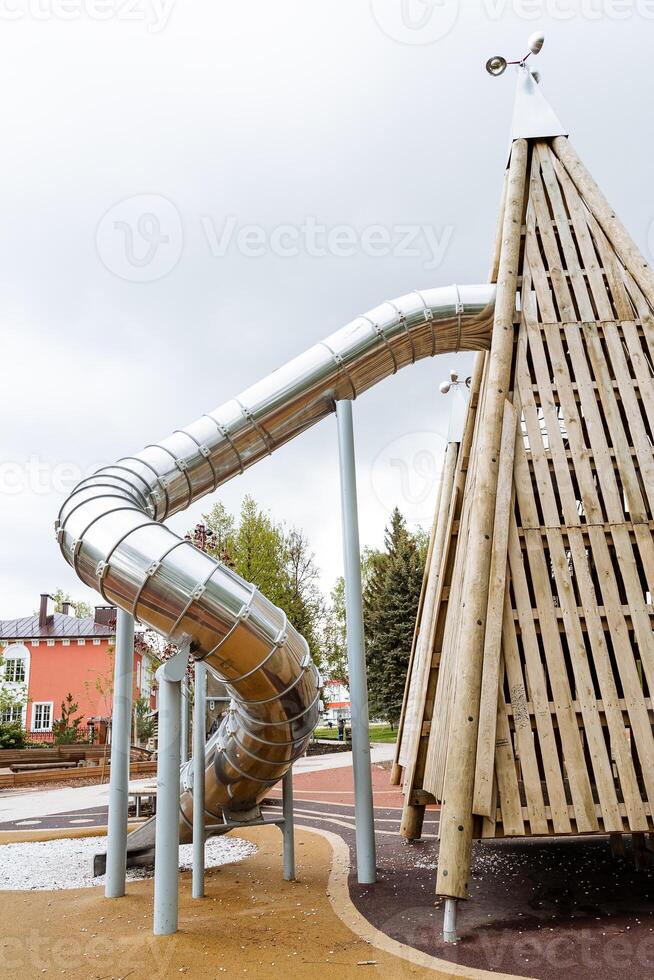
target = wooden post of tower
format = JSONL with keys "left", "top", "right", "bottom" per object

{"left": 435, "top": 138, "right": 529, "bottom": 904}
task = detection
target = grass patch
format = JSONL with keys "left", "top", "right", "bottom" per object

{"left": 313, "top": 724, "right": 397, "bottom": 743}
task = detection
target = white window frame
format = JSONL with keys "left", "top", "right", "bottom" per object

{"left": 62, "top": 638, "right": 70, "bottom": 646}
{"left": 31, "top": 701, "right": 54, "bottom": 732}
{"left": 1, "top": 704, "right": 22, "bottom": 724}
{"left": 93, "top": 638, "right": 101, "bottom": 646}
{"left": 4, "top": 656, "right": 26, "bottom": 684}
{"left": 46, "top": 639, "right": 55, "bottom": 646}
{"left": 77, "top": 638, "right": 86, "bottom": 646}
{"left": 30, "top": 639, "right": 39, "bottom": 647}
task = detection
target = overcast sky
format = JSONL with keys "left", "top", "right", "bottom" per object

{"left": 1, "top": 1, "right": 652, "bottom": 619}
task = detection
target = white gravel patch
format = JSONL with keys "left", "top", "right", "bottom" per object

{"left": 0, "top": 835, "right": 257, "bottom": 891}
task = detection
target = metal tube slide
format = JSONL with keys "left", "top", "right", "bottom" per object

{"left": 56, "top": 283, "right": 495, "bottom": 853}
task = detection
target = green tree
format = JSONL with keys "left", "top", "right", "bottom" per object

{"left": 322, "top": 577, "right": 347, "bottom": 682}
{"left": 50, "top": 588, "right": 93, "bottom": 619}
{"left": 363, "top": 508, "right": 424, "bottom": 727}
{"left": 232, "top": 496, "right": 287, "bottom": 606}
{"left": 134, "top": 696, "right": 155, "bottom": 743}
{"left": 202, "top": 502, "right": 236, "bottom": 563}
{"left": 192, "top": 496, "right": 326, "bottom": 669}
{"left": 52, "top": 693, "right": 84, "bottom": 744}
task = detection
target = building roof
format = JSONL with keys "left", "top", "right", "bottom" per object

{"left": 0, "top": 612, "right": 116, "bottom": 641}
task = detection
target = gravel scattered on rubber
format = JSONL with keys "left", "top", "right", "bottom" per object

{"left": 0, "top": 835, "right": 257, "bottom": 891}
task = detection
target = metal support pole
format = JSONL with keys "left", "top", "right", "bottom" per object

{"left": 153, "top": 647, "right": 189, "bottom": 936}
{"left": 180, "top": 676, "right": 189, "bottom": 765}
{"left": 335, "top": 398, "right": 377, "bottom": 885}
{"left": 192, "top": 659, "right": 206, "bottom": 899}
{"left": 281, "top": 768, "right": 295, "bottom": 881}
{"left": 105, "top": 608, "right": 135, "bottom": 899}
{"left": 443, "top": 898, "right": 459, "bottom": 943}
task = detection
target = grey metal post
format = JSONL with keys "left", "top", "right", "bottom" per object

{"left": 180, "top": 676, "right": 189, "bottom": 765}
{"left": 281, "top": 768, "right": 295, "bottom": 881}
{"left": 443, "top": 898, "right": 459, "bottom": 943}
{"left": 153, "top": 647, "right": 189, "bottom": 935}
{"left": 192, "top": 659, "right": 207, "bottom": 899}
{"left": 335, "top": 399, "right": 377, "bottom": 884}
{"left": 105, "top": 608, "right": 135, "bottom": 898}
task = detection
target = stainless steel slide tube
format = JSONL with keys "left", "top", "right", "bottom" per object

{"left": 56, "top": 284, "right": 495, "bottom": 835}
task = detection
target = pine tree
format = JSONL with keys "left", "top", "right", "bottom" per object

{"left": 363, "top": 508, "right": 424, "bottom": 727}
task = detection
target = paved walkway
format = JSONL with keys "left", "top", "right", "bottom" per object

{"left": 0, "top": 743, "right": 396, "bottom": 828}
{"left": 2, "top": 744, "right": 654, "bottom": 978}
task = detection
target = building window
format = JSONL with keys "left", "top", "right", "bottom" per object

{"left": 4, "top": 658, "right": 26, "bottom": 683}
{"left": 93, "top": 638, "right": 100, "bottom": 646}
{"left": 77, "top": 639, "right": 86, "bottom": 646}
{"left": 62, "top": 639, "right": 70, "bottom": 646}
{"left": 30, "top": 640, "right": 39, "bottom": 647}
{"left": 31, "top": 702, "right": 53, "bottom": 732}
{"left": 46, "top": 639, "right": 55, "bottom": 647}
{"left": 1, "top": 705, "right": 22, "bottom": 724}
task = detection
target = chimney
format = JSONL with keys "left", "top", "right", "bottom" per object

{"left": 61, "top": 601, "right": 71, "bottom": 616}
{"left": 94, "top": 605, "right": 117, "bottom": 629}
{"left": 39, "top": 593, "right": 53, "bottom": 628}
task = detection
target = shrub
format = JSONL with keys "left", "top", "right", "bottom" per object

{"left": 52, "top": 693, "right": 84, "bottom": 745}
{"left": 0, "top": 722, "right": 27, "bottom": 750}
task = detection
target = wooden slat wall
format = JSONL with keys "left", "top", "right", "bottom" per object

{"left": 398, "top": 136, "right": 654, "bottom": 848}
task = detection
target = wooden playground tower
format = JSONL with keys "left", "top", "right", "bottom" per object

{"left": 394, "top": 58, "right": 654, "bottom": 940}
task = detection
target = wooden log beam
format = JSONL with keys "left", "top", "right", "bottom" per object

{"left": 391, "top": 453, "right": 445, "bottom": 785}
{"left": 435, "top": 138, "right": 528, "bottom": 901}
{"left": 552, "top": 136, "right": 654, "bottom": 311}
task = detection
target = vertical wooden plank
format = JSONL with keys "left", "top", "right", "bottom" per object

{"left": 493, "top": 674, "right": 525, "bottom": 837}
{"left": 500, "top": 586, "right": 550, "bottom": 835}
{"left": 473, "top": 399, "right": 518, "bottom": 817}
{"left": 507, "top": 515, "right": 572, "bottom": 834}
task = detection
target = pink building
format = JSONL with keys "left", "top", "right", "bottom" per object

{"left": 0, "top": 594, "right": 156, "bottom": 740}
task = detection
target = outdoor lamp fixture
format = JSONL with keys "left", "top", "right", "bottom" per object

{"left": 438, "top": 369, "right": 471, "bottom": 396}
{"left": 486, "top": 31, "right": 545, "bottom": 77}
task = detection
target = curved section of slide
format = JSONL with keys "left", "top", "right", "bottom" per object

{"left": 56, "top": 283, "right": 495, "bottom": 846}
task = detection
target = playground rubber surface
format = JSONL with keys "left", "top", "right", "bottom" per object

{"left": 2, "top": 759, "right": 654, "bottom": 978}
{"left": 0, "top": 823, "right": 504, "bottom": 980}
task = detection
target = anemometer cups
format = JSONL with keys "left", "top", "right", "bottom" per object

{"left": 485, "top": 31, "right": 544, "bottom": 76}
{"left": 486, "top": 55, "right": 507, "bottom": 77}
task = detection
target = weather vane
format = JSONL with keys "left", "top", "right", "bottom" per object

{"left": 486, "top": 31, "right": 545, "bottom": 78}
